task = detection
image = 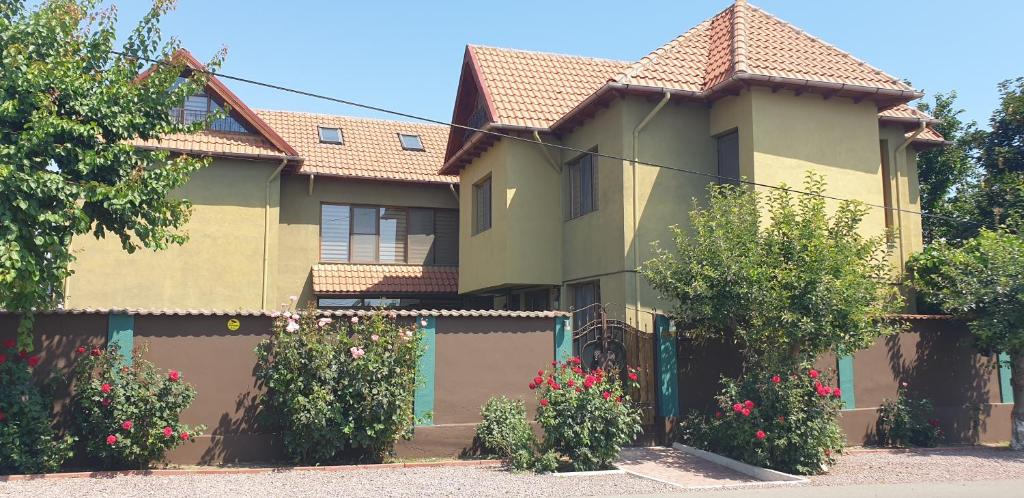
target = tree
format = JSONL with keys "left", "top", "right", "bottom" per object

{"left": 641, "top": 173, "right": 904, "bottom": 371}
{"left": 0, "top": 0, "right": 222, "bottom": 346}
{"left": 914, "top": 92, "right": 981, "bottom": 242}
{"left": 907, "top": 229, "right": 1024, "bottom": 450}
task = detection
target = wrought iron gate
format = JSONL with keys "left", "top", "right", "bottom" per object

{"left": 572, "top": 304, "right": 656, "bottom": 425}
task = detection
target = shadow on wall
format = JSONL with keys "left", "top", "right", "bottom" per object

{"left": 873, "top": 321, "right": 995, "bottom": 444}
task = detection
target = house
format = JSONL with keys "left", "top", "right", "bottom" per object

{"left": 64, "top": 52, "right": 467, "bottom": 312}
{"left": 440, "top": 0, "right": 945, "bottom": 330}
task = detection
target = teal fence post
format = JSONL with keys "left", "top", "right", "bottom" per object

{"left": 998, "top": 352, "right": 1014, "bottom": 404}
{"left": 837, "top": 355, "right": 856, "bottom": 409}
{"left": 107, "top": 313, "right": 134, "bottom": 365}
{"left": 554, "top": 315, "right": 572, "bottom": 362}
{"left": 414, "top": 316, "right": 436, "bottom": 425}
{"left": 654, "top": 315, "right": 679, "bottom": 417}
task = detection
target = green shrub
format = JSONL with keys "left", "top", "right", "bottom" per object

{"left": 0, "top": 339, "right": 75, "bottom": 474}
{"left": 255, "top": 308, "right": 423, "bottom": 464}
{"left": 876, "top": 383, "right": 941, "bottom": 447}
{"left": 532, "top": 450, "right": 560, "bottom": 473}
{"left": 71, "top": 345, "right": 203, "bottom": 469}
{"left": 476, "top": 396, "right": 535, "bottom": 469}
{"left": 532, "top": 358, "right": 642, "bottom": 471}
{"left": 681, "top": 365, "right": 845, "bottom": 475}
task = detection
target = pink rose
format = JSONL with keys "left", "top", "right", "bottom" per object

{"left": 163, "top": 426, "right": 174, "bottom": 438}
{"left": 371, "top": 334, "right": 379, "bottom": 342}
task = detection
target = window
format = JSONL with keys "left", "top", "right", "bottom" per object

{"left": 569, "top": 281, "right": 600, "bottom": 326}
{"left": 473, "top": 176, "right": 492, "bottom": 234}
{"left": 566, "top": 150, "right": 597, "bottom": 219}
{"left": 398, "top": 133, "right": 424, "bottom": 151}
{"left": 320, "top": 204, "right": 457, "bottom": 264}
{"left": 169, "top": 88, "right": 249, "bottom": 133}
{"left": 880, "top": 140, "right": 895, "bottom": 243}
{"left": 716, "top": 131, "right": 740, "bottom": 185}
{"left": 319, "top": 127, "right": 344, "bottom": 144}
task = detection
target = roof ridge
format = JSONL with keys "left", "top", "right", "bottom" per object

{"left": 730, "top": 1, "right": 750, "bottom": 74}
{"left": 254, "top": 108, "right": 449, "bottom": 129}
{"left": 744, "top": 2, "right": 915, "bottom": 92}
{"left": 467, "top": 43, "right": 631, "bottom": 65}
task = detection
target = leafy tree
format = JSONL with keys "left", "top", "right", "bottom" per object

{"left": 641, "top": 173, "right": 904, "bottom": 371}
{"left": 914, "top": 92, "right": 981, "bottom": 242}
{"left": 907, "top": 228, "right": 1024, "bottom": 450}
{"left": 0, "top": 0, "right": 221, "bottom": 347}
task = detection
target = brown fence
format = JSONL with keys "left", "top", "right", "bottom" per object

{"left": 676, "top": 316, "right": 1013, "bottom": 445}
{"left": 0, "top": 310, "right": 564, "bottom": 464}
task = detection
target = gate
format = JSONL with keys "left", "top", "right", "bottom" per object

{"left": 572, "top": 304, "right": 656, "bottom": 426}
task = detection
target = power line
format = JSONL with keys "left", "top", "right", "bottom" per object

{"left": 114, "top": 50, "right": 982, "bottom": 230}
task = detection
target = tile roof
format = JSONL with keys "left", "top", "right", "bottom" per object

{"left": 312, "top": 264, "right": 459, "bottom": 295}
{"left": 879, "top": 104, "right": 939, "bottom": 123}
{"left": 256, "top": 110, "right": 456, "bottom": 184}
{"left": 130, "top": 131, "right": 287, "bottom": 160}
{"left": 468, "top": 45, "right": 631, "bottom": 129}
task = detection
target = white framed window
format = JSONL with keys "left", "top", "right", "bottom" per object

{"left": 398, "top": 133, "right": 424, "bottom": 151}
{"left": 318, "top": 126, "right": 344, "bottom": 144}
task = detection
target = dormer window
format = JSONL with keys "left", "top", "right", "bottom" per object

{"left": 319, "top": 127, "right": 344, "bottom": 145}
{"left": 169, "top": 88, "right": 250, "bottom": 133}
{"left": 398, "top": 133, "right": 424, "bottom": 151}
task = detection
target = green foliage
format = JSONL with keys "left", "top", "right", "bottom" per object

{"left": 0, "top": 339, "right": 75, "bottom": 474}
{"left": 0, "top": 0, "right": 221, "bottom": 347}
{"left": 531, "top": 450, "right": 559, "bottom": 474}
{"left": 476, "top": 396, "right": 535, "bottom": 469}
{"left": 876, "top": 383, "right": 941, "bottom": 447}
{"left": 531, "top": 358, "right": 642, "bottom": 471}
{"left": 642, "top": 173, "right": 904, "bottom": 370}
{"left": 70, "top": 344, "right": 203, "bottom": 469}
{"left": 254, "top": 308, "right": 423, "bottom": 464}
{"left": 680, "top": 366, "right": 845, "bottom": 475}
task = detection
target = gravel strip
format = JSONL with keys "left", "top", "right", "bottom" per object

{"left": 810, "top": 447, "right": 1024, "bottom": 486}
{"left": 0, "top": 466, "right": 679, "bottom": 497}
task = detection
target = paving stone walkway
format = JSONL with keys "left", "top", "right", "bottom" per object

{"left": 615, "top": 446, "right": 761, "bottom": 488}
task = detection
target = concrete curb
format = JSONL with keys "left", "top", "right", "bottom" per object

{"left": 0, "top": 459, "right": 502, "bottom": 482}
{"left": 549, "top": 469, "right": 626, "bottom": 477}
{"left": 672, "top": 443, "right": 808, "bottom": 483}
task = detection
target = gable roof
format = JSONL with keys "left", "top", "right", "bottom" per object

{"left": 444, "top": 0, "right": 933, "bottom": 172}
{"left": 256, "top": 111, "right": 455, "bottom": 184}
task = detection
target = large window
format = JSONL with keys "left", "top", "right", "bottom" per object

{"left": 569, "top": 281, "right": 600, "bottom": 326}
{"left": 169, "top": 88, "right": 250, "bottom": 133}
{"left": 716, "top": 131, "right": 740, "bottom": 185}
{"left": 566, "top": 150, "right": 597, "bottom": 219}
{"left": 473, "top": 176, "right": 492, "bottom": 234}
{"left": 321, "top": 204, "right": 457, "bottom": 265}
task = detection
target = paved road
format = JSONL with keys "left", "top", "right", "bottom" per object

{"left": 630, "top": 479, "right": 1024, "bottom": 497}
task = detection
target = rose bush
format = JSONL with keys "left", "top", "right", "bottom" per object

{"left": 680, "top": 365, "right": 845, "bottom": 475}
{"left": 71, "top": 344, "right": 203, "bottom": 469}
{"left": 0, "top": 339, "right": 75, "bottom": 474}
{"left": 255, "top": 307, "right": 422, "bottom": 464}
{"left": 532, "top": 358, "right": 643, "bottom": 471}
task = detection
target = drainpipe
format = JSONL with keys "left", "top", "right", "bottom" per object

{"left": 449, "top": 184, "right": 459, "bottom": 202}
{"left": 261, "top": 158, "right": 288, "bottom": 310}
{"left": 893, "top": 119, "right": 925, "bottom": 272}
{"left": 630, "top": 91, "right": 671, "bottom": 328}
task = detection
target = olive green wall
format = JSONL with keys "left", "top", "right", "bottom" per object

{"left": 276, "top": 175, "right": 457, "bottom": 308}
{"left": 65, "top": 159, "right": 280, "bottom": 310}
{"left": 458, "top": 139, "right": 511, "bottom": 292}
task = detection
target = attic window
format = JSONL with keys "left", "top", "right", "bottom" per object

{"left": 398, "top": 133, "right": 424, "bottom": 151}
{"left": 319, "top": 127, "right": 344, "bottom": 145}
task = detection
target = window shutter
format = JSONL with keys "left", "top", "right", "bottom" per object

{"left": 716, "top": 132, "right": 740, "bottom": 185}
{"left": 378, "top": 208, "right": 407, "bottom": 263}
{"left": 320, "top": 204, "right": 350, "bottom": 261}
{"left": 434, "top": 210, "right": 459, "bottom": 265}
{"left": 407, "top": 208, "right": 435, "bottom": 265}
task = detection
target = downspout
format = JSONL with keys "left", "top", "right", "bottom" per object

{"left": 449, "top": 184, "right": 459, "bottom": 202}
{"left": 630, "top": 91, "right": 671, "bottom": 329}
{"left": 261, "top": 158, "right": 288, "bottom": 310}
{"left": 532, "top": 131, "right": 561, "bottom": 173}
{"left": 893, "top": 119, "right": 926, "bottom": 271}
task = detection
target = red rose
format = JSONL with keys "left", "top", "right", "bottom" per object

{"left": 0, "top": 410, "right": 6, "bottom": 422}
{"left": 808, "top": 369, "right": 819, "bottom": 379}
{"left": 18, "top": 350, "right": 27, "bottom": 359}
{"left": 822, "top": 386, "right": 833, "bottom": 396}
{"left": 552, "top": 383, "right": 561, "bottom": 390}
{"left": 583, "top": 375, "right": 597, "bottom": 389}
{"left": 616, "top": 396, "right": 622, "bottom": 403}
{"left": 928, "top": 419, "right": 940, "bottom": 428}
{"left": 602, "top": 391, "right": 611, "bottom": 400}
{"left": 833, "top": 388, "right": 842, "bottom": 398}
{"left": 732, "top": 403, "right": 743, "bottom": 413}
{"left": 628, "top": 372, "right": 639, "bottom": 381}
{"left": 180, "top": 432, "right": 190, "bottom": 440}
{"left": 91, "top": 347, "right": 102, "bottom": 357}
{"left": 538, "top": 369, "right": 544, "bottom": 377}
{"left": 533, "top": 376, "right": 543, "bottom": 386}
{"left": 76, "top": 346, "right": 86, "bottom": 354}
{"left": 567, "top": 379, "right": 575, "bottom": 388}
{"left": 540, "top": 399, "right": 549, "bottom": 407}
{"left": 163, "top": 426, "right": 174, "bottom": 438}
{"left": 551, "top": 360, "right": 557, "bottom": 366}
{"left": 714, "top": 411, "right": 722, "bottom": 419}
{"left": 529, "top": 382, "right": 536, "bottom": 390}
{"left": 122, "top": 420, "right": 133, "bottom": 430}
{"left": 101, "top": 398, "right": 111, "bottom": 407}
{"left": 2, "top": 339, "right": 14, "bottom": 349}
{"left": 741, "top": 408, "right": 751, "bottom": 417}
{"left": 755, "top": 430, "right": 766, "bottom": 440}
{"left": 27, "top": 355, "right": 40, "bottom": 367}
{"left": 744, "top": 400, "right": 754, "bottom": 410}
{"left": 573, "top": 367, "right": 583, "bottom": 375}
{"left": 101, "top": 383, "right": 112, "bottom": 394}
{"left": 168, "top": 370, "right": 180, "bottom": 382}
{"left": 106, "top": 435, "right": 118, "bottom": 446}
{"left": 771, "top": 375, "right": 781, "bottom": 384}
{"left": 0, "top": 353, "right": 6, "bottom": 365}
{"left": 576, "top": 388, "right": 582, "bottom": 393}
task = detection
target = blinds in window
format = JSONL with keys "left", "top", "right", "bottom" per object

{"left": 350, "top": 207, "right": 378, "bottom": 262}
{"left": 407, "top": 208, "right": 435, "bottom": 265}
{"left": 320, "top": 204, "right": 350, "bottom": 261}
{"left": 434, "top": 210, "right": 459, "bottom": 265}
{"left": 378, "top": 208, "right": 407, "bottom": 263}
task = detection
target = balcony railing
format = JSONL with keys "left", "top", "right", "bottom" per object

{"left": 169, "top": 109, "right": 249, "bottom": 134}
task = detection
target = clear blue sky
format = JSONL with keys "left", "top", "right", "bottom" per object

{"left": 112, "top": 0, "right": 1019, "bottom": 128}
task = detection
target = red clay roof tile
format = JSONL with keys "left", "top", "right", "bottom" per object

{"left": 312, "top": 264, "right": 459, "bottom": 295}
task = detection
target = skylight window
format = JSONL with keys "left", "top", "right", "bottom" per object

{"left": 318, "top": 126, "right": 344, "bottom": 145}
{"left": 398, "top": 133, "right": 424, "bottom": 151}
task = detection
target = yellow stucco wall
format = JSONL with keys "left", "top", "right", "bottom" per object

{"left": 276, "top": 175, "right": 457, "bottom": 308}
{"left": 458, "top": 139, "right": 510, "bottom": 292}
{"left": 65, "top": 159, "right": 280, "bottom": 310}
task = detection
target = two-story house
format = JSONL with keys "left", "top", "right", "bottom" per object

{"left": 440, "top": 0, "right": 945, "bottom": 330}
